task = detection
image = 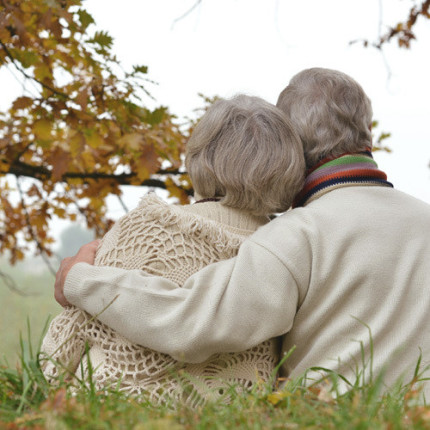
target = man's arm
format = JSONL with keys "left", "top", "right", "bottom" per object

{"left": 54, "top": 239, "right": 100, "bottom": 307}
{"left": 61, "top": 238, "right": 299, "bottom": 363}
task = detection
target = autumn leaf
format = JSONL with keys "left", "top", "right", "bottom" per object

{"left": 30, "top": 211, "right": 49, "bottom": 230}
{"left": 267, "top": 390, "right": 291, "bottom": 406}
{"left": 165, "top": 177, "right": 190, "bottom": 205}
{"left": 11, "top": 96, "right": 33, "bottom": 111}
{"left": 34, "top": 63, "right": 52, "bottom": 82}
{"left": 119, "top": 133, "right": 144, "bottom": 151}
{"left": 75, "top": 89, "right": 89, "bottom": 110}
{"left": 69, "top": 132, "right": 86, "bottom": 157}
{"left": 0, "top": 0, "right": 193, "bottom": 264}
{"left": 33, "top": 119, "right": 53, "bottom": 141}
{"left": 87, "top": 30, "right": 113, "bottom": 55}
{"left": 40, "top": 387, "right": 68, "bottom": 413}
{"left": 47, "top": 147, "right": 72, "bottom": 181}
{"left": 78, "top": 8, "right": 95, "bottom": 29}
{"left": 80, "top": 150, "right": 96, "bottom": 169}
{"left": 84, "top": 130, "right": 104, "bottom": 149}
{"left": 146, "top": 107, "right": 167, "bottom": 125}
{"left": 136, "top": 144, "right": 160, "bottom": 181}
{"left": 53, "top": 207, "right": 66, "bottom": 217}
{"left": 132, "top": 65, "right": 148, "bottom": 75}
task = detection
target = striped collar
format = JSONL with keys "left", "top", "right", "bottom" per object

{"left": 292, "top": 149, "right": 394, "bottom": 208}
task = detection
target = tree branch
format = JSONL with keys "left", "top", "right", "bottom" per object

{"left": 4, "top": 160, "right": 192, "bottom": 194}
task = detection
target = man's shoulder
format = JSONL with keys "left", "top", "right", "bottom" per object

{"left": 248, "top": 207, "right": 315, "bottom": 254}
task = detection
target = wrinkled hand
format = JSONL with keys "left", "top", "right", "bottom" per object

{"left": 54, "top": 240, "right": 100, "bottom": 307}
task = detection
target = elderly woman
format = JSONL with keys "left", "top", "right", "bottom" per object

{"left": 41, "top": 94, "right": 305, "bottom": 407}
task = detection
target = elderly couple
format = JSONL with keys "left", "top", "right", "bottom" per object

{"left": 42, "top": 67, "right": 430, "bottom": 405}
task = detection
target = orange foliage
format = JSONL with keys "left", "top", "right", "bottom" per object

{"left": 352, "top": 0, "right": 430, "bottom": 49}
{"left": 0, "top": 0, "right": 193, "bottom": 263}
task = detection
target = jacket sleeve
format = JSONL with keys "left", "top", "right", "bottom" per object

{"left": 64, "top": 238, "right": 299, "bottom": 363}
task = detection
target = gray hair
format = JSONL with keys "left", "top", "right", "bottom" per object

{"left": 276, "top": 68, "right": 373, "bottom": 168}
{"left": 185, "top": 94, "right": 305, "bottom": 216}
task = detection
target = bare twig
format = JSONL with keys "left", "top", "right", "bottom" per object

{"left": 0, "top": 56, "right": 40, "bottom": 99}
{"left": 16, "top": 177, "right": 57, "bottom": 276}
{"left": 377, "top": 0, "right": 392, "bottom": 82}
{"left": 0, "top": 39, "right": 68, "bottom": 98}
{"left": 117, "top": 195, "right": 129, "bottom": 214}
{"left": 0, "top": 269, "right": 36, "bottom": 296}
{"left": 171, "top": 0, "right": 202, "bottom": 29}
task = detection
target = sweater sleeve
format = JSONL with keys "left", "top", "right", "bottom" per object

{"left": 64, "top": 238, "right": 299, "bottom": 363}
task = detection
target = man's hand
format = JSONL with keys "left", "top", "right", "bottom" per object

{"left": 54, "top": 240, "right": 100, "bottom": 307}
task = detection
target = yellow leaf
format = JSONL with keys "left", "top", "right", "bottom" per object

{"left": 119, "top": 132, "right": 143, "bottom": 150}
{"left": 34, "top": 63, "right": 52, "bottom": 82}
{"left": 81, "top": 150, "right": 95, "bottom": 168}
{"left": 266, "top": 391, "right": 291, "bottom": 405}
{"left": 33, "top": 119, "right": 52, "bottom": 141}
{"left": 31, "top": 213, "right": 48, "bottom": 230}
{"left": 69, "top": 132, "right": 85, "bottom": 157}
{"left": 165, "top": 178, "right": 190, "bottom": 205}
{"left": 53, "top": 207, "right": 66, "bottom": 217}
{"left": 85, "top": 130, "right": 104, "bottom": 148}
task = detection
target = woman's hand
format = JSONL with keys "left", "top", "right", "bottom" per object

{"left": 54, "top": 240, "right": 100, "bottom": 307}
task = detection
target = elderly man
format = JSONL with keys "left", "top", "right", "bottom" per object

{"left": 55, "top": 68, "right": 430, "bottom": 395}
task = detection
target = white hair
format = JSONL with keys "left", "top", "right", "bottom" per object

{"left": 277, "top": 68, "right": 373, "bottom": 168}
{"left": 185, "top": 94, "right": 305, "bottom": 216}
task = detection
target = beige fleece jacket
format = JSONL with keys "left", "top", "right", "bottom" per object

{"left": 65, "top": 185, "right": 430, "bottom": 397}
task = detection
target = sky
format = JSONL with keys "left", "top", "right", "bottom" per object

{"left": 1, "top": 0, "right": 430, "bottom": 223}
{"left": 84, "top": 0, "right": 430, "bottom": 215}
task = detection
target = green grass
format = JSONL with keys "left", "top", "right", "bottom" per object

{"left": 1, "top": 328, "right": 430, "bottom": 429}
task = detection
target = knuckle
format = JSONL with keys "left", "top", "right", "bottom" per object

{"left": 61, "top": 257, "right": 70, "bottom": 265}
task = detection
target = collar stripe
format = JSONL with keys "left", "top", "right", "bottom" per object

{"left": 293, "top": 152, "right": 394, "bottom": 208}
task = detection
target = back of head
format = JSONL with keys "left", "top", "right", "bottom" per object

{"left": 185, "top": 94, "right": 305, "bottom": 216}
{"left": 276, "top": 68, "right": 373, "bottom": 168}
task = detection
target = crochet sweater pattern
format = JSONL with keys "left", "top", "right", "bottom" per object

{"left": 41, "top": 194, "right": 279, "bottom": 406}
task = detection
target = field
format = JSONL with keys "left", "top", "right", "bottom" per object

{"left": 0, "top": 257, "right": 61, "bottom": 365}
{"left": 2, "top": 260, "right": 430, "bottom": 428}
{"left": 2, "top": 346, "right": 430, "bottom": 429}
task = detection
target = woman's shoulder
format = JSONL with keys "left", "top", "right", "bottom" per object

{"left": 126, "top": 193, "right": 251, "bottom": 249}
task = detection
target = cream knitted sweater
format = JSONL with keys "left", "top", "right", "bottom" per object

{"left": 41, "top": 194, "right": 278, "bottom": 406}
